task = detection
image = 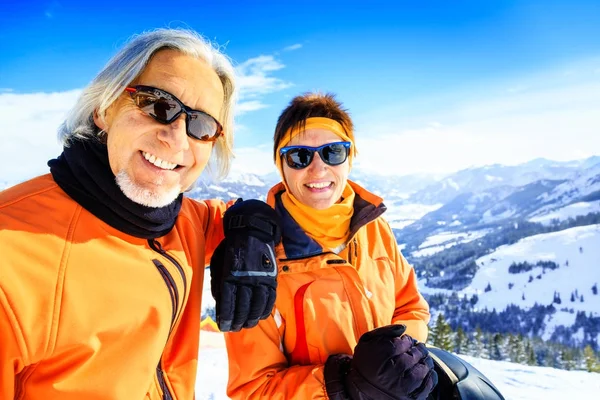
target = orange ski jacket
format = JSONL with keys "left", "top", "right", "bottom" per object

{"left": 224, "top": 181, "right": 430, "bottom": 399}
{"left": 0, "top": 174, "right": 227, "bottom": 400}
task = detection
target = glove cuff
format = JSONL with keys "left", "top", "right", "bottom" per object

{"left": 324, "top": 354, "right": 352, "bottom": 400}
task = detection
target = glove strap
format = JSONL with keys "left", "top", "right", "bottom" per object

{"left": 228, "top": 214, "right": 277, "bottom": 237}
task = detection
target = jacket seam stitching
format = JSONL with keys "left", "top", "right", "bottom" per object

{"left": 0, "top": 288, "right": 30, "bottom": 363}
{"left": 177, "top": 212, "right": 206, "bottom": 239}
{"left": 0, "top": 183, "right": 58, "bottom": 211}
{"left": 44, "top": 205, "right": 82, "bottom": 357}
{"left": 334, "top": 268, "right": 362, "bottom": 341}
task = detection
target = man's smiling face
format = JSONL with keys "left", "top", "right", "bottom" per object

{"left": 95, "top": 49, "right": 224, "bottom": 207}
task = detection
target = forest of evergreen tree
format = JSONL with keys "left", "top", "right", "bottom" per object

{"left": 428, "top": 313, "right": 600, "bottom": 373}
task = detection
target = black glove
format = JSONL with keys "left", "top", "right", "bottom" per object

{"left": 210, "top": 199, "right": 281, "bottom": 332}
{"left": 324, "top": 325, "right": 438, "bottom": 400}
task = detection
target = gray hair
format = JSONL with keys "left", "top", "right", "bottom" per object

{"left": 58, "top": 28, "right": 236, "bottom": 179}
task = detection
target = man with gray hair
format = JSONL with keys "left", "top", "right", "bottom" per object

{"left": 0, "top": 28, "right": 279, "bottom": 399}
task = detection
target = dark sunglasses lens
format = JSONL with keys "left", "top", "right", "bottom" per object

{"left": 133, "top": 92, "right": 181, "bottom": 123}
{"left": 187, "top": 113, "right": 219, "bottom": 141}
{"left": 286, "top": 148, "right": 314, "bottom": 169}
{"left": 321, "top": 143, "right": 348, "bottom": 165}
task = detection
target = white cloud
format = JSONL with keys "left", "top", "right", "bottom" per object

{"left": 235, "top": 55, "right": 292, "bottom": 99}
{"left": 283, "top": 44, "right": 302, "bottom": 51}
{"left": 0, "top": 90, "right": 80, "bottom": 184}
{"left": 236, "top": 100, "right": 267, "bottom": 114}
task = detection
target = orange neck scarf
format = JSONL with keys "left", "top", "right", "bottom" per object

{"left": 281, "top": 183, "right": 355, "bottom": 251}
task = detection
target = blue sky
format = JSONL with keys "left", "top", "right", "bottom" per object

{"left": 1, "top": 0, "right": 600, "bottom": 181}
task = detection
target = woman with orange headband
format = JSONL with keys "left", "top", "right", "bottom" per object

{"left": 223, "top": 93, "right": 437, "bottom": 399}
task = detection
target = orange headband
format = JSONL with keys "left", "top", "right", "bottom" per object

{"left": 275, "top": 117, "right": 355, "bottom": 176}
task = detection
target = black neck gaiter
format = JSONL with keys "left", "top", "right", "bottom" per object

{"left": 48, "top": 137, "right": 182, "bottom": 239}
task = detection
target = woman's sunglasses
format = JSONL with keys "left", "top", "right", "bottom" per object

{"left": 125, "top": 85, "right": 223, "bottom": 142}
{"left": 279, "top": 141, "right": 351, "bottom": 170}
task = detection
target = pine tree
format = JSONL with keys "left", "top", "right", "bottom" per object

{"left": 490, "top": 333, "right": 506, "bottom": 361}
{"left": 507, "top": 334, "right": 527, "bottom": 364}
{"left": 472, "top": 327, "right": 489, "bottom": 359}
{"left": 562, "top": 349, "right": 577, "bottom": 370}
{"left": 583, "top": 345, "right": 600, "bottom": 373}
{"left": 454, "top": 326, "right": 467, "bottom": 355}
{"left": 553, "top": 291, "right": 562, "bottom": 304}
{"left": 464, "top": 334, "right": 475, "bottom": 357}
{"left": 525, "top": 341, "right": 537, "bottom": 366}
{"left": 430, "top": 314, "right": 454, "bottom": 351}
{"left": 553, "top": 345, "right": 565, "bottom": 369}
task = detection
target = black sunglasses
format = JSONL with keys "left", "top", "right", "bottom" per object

{"left": 125, "top": 85, "right": 223, "bottom": 142}
{"left": 279, "top": 141, "right": 351, "bottom": 170}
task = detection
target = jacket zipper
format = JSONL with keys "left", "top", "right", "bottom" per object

{"left": 280, "top": 250, "right": 335, "bottom": 262}
{"left": 152, "top": 259, "right": 178, "bottom": 330}
{"left": 157, "top": 367, "right": 174, "bottom": 400}
{"left": 149, "top": 239, "right": 188, "bottom": 400}
{"left": 346, "top": 238, "right": 358, "bottom": 265}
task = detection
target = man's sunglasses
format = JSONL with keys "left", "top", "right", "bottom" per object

{"left": 125, "top": 85, "right": 223, "bottom": 142}
{"left": 279, "top": 141, "right": 351, "bottom": 170}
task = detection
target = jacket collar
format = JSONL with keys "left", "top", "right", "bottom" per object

{"left": 267, "top": 180, "right": 387, "bottom": 259}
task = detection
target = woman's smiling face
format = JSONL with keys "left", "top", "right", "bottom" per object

{"left": 282, "top": 128, "right": 350, "bottom": 210}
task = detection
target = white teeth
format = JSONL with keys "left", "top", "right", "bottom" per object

{"left": 142, "top": 151, "right": 177, "bottom": 170}
{"left": 306, "top": 182, "right": 331, "bottom": 189}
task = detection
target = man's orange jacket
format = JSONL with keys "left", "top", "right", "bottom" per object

{"left": 225, "top": 181, "right": 431, "bottom": 399}
{"left": 0, "top": 174, "right": 226, "bottom": 399}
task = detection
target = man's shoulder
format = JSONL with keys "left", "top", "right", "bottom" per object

{"left": 0, "top": 174, "right": 61, "bottom": 204}
{"left": 179, "top": 196, "right": 227, "bottom": 218}
{"left": 0, "top": 174, "right": 78, "bottom": 220}
{"left": 177, "top": 196, "right": 228, "bottom": 237}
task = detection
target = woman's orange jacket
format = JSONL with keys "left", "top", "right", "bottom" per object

{"left": 0, "top": 174, "right": 227, "bottom": 399}
{"left": 224, "top": 181, "right": 430, "bottom": 399}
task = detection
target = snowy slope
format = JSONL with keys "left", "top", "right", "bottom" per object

{"left": 195, "top": 330, "right": 600, "bottom": 400}
{"left": 419, "top": 224, "right": 600, "bottom": 342}
{"left": 411, "top": 229, "right": 493, "bottom": 257}
{"left": 529, "top": 200, "right": 600, "bottom": 225}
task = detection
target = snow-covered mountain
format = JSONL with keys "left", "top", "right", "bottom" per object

{"left": 405, "top": 157, "right": 593, "bottom": 205}
{"left": 532, "top": 161, "right": 600, "bottom": 214}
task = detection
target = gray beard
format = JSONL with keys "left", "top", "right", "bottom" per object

{"left": 115, "top": 170, "right": 182, "bottom": 208}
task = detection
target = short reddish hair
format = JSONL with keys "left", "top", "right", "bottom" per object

{"left": 273, "top": 92, "right": 355, "bottom": 161}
